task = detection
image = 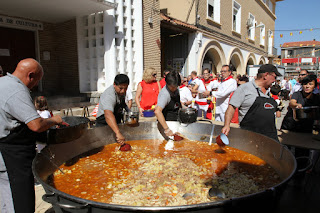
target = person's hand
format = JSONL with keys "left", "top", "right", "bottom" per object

{"left": 221, "top": 125, "right": 230, "bottom": 136}
{"left": 203, "top": 90, "right": 211, "bottom": 97}
{"left": 139, "top": 107, "right": 144, "bottom": 117}
{"left": 51, "top": 115, "right": 63, "bottom": 125}
{"left": 164, "top": 128, "right": 174, "bottom": 137}
{"left": 115, "top": 132, "right": 125, "bottom": 145}
{"left": 296, "top": 104, "right": 303, "bottom": 109}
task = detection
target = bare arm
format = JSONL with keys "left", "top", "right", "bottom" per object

{"left": 135, "top": 83, "right": 144, "bottom": 115}
{"left": 221, "top": 105, "right": 236, "bottom": 136}
{"left": 154, "top": 105, "right": 174, "bottom": 136}
{"left": 289, "top": 98, "right": 302, "bottom": 109}
{"left": 157, "top": 81, "right": 161, "bottom": 91}
{"left": 182, "top": 100, "right": 192, "bottom": 107}
{"left": 127, "top": 100, "right": 132, "bottom": 109}
{"left": 27, "top": 115, "right": 62, "bottom": 133}
{"left": 104, "top": 110, "right": 125, "bottom": 144}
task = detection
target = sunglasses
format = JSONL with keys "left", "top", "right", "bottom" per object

{"left": 299, "top": 74, "right": 307, "bottom": 76}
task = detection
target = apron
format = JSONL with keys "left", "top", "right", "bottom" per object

{"left": 240, "top": 88, "right": 279, "bottom": 141}
{"left": 96, "top": 97, "right": 127, "bottom": 125}
{"left": 0, "top": 123, "right": 37, "bottom": 213}
{"left": 162, "top": 89, "right": 182, "bottom": 121}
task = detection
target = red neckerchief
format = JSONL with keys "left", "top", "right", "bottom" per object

{"left": 271, "top": 94, "right": 279, "bottom": 100}
{"left": 201, "top": 78, "right": 211, "bottom": 85}
{"left": 180, "top": 84, "right": 186, "bottom": 89}
{"left": 221, "top": 75, "right": 233, "bottom": 82}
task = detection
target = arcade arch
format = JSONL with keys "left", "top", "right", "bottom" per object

{"left": 198, "top": 40, "right": 226, "bottom": 75}
{"left": 227, "top": 48, "right": 244, "bottom": 75}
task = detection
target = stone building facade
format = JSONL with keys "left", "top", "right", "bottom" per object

{"left": 159, "top": 0, "right": 281, "bottom": 76}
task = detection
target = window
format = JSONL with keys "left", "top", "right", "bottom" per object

{"left": 233, "top": 1, "right": 241, "bottom": 33}
{"left": 268, "top": 30, "right": 273, "bottom": 55}
{"left": 207, "top": 0, "right": 220, "bottom": 23}
{"left": 248, "top": 13, "right": 255, "bottom": 41}
{"left": 268, "top": 1, "right": 274, "bottom": 13}
{"left": 260, "top": 23, "right": 265, "bottom": 46}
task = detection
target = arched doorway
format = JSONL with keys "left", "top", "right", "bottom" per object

{"left": 228, "top": 48, "right": 244, "bottom": 75}
{"left": 198, "top": 40, "right": 226, "bottom": 75}
{"left": 245, "top": 53, "right": 256, "bottom": 74}
{"left": 258, "top": 56, "right": 266, "bottom": 65}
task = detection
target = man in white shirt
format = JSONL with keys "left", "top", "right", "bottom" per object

{"left": 190, "top": 71, "right": 208, "bottom": 117}
{"left": 179, "top": 78, "right": 193, "bottom": 107}
{"left": 125, "top": 86, "right": 133, "bottom": 109}
{"left": 208, "top": 65, "right": 237, "bottom": 122}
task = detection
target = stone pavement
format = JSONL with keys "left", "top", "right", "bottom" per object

{"left": 35, "top": 185, "right": 53, "bottom": 213}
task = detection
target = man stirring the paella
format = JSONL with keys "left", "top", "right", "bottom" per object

{"left": 96, "top": 74, "right": 130, "bottom": 145}
{"left": 0, "top": 58, "right": 63, "bottom": 213}
{"left": 155, "top": 70, "right": 182, "bottom": 137}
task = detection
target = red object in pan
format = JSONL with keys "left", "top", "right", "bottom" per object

{"left": 173, "top": 134, "right": 184, "bottom": 141}
{"left": 57, "top": 121, "right": 70, "bottom": 128}
{"left": 119, "top": 143, "right": 132, "bottom": 151}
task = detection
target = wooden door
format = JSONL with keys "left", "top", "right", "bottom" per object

{"left": 0, "top": 27, "right": 36, "bottom": 75}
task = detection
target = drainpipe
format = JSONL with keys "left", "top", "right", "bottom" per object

{"left": 195, "top": 0, "right": 200, "bottom": 27}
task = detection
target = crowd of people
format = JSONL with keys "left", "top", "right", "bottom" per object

{"left": 1, "top": 58, "right": 320, "bottom": 212}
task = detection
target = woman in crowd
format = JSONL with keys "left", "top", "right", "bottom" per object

{"left": 281, "top": 74, "right": 320, "bottom": 132}
{"left": 135, "top": 67, "right": 161, "bottom": 116}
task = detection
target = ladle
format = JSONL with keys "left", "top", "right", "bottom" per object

{"left": 208, "top": 187, "right": 226, "bottom": 199}
{"left": 216, "top": 133, "right": 229, "bottom": 147}
{"left": 182, "top": 193, "right": 195, "bottom": 200}
{"left": 119, "top": 143, "right": 132, "bottom": 151}
{"left": 164, "top": 133, "right": 184, "bottom": 150}
{"left": 40, "top": 152, "right": 65, "bottom": 175}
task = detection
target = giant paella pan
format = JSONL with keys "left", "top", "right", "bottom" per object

{"left": 33, "top": 121, "right": 296, "bottom": 213}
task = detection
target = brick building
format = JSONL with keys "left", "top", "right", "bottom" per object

{"left": 281, "top": 40, "right": 320, "bottom": 76}
{"left": 0, "top": 0, "right": 281, "bottom": 98}
{"left": 0, "top": 0, "right": 115, "bottom": 97}
{"left": 159, "top": 0, "right": 281, "bottom": 76}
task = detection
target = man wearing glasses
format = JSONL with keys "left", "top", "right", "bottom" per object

{"left": 222, "top": 64, "right": 282, "bottom": 141}
{"left": 209, "top": 65, "right": 237, "bottom": 122}
{"left": 289, "top": 69, "right": 309, "bottom": 97}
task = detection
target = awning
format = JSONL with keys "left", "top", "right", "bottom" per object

{"left": 282, "top": 57, "right": 317, "bottom": 64}
{"left": 0, "top": 0, "right": 116, "bottom": 23}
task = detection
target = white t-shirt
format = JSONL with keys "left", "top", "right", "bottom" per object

{"left": 281, "top": 79, "right": 287, "bottom": 89}
{"left": 211, "top": 78, "right": 237, "bottom": 114}
{"left": 125, "top": 87, "right": 133, "bottom": 105}
{"left": 37, "top": 110, "right": 52, "bottom": 118}
{"left": 191, "top": 78, "right": 208, "bottom": 111}
{"left": 208, "top": 80, "right": 220, "bottom": 90}
{"left": 179, "top": 86, "right": 193, "bottom": 107}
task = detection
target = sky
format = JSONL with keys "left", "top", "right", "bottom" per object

{"left": 274, "top": 0, "right": 320, "bottom": 54}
